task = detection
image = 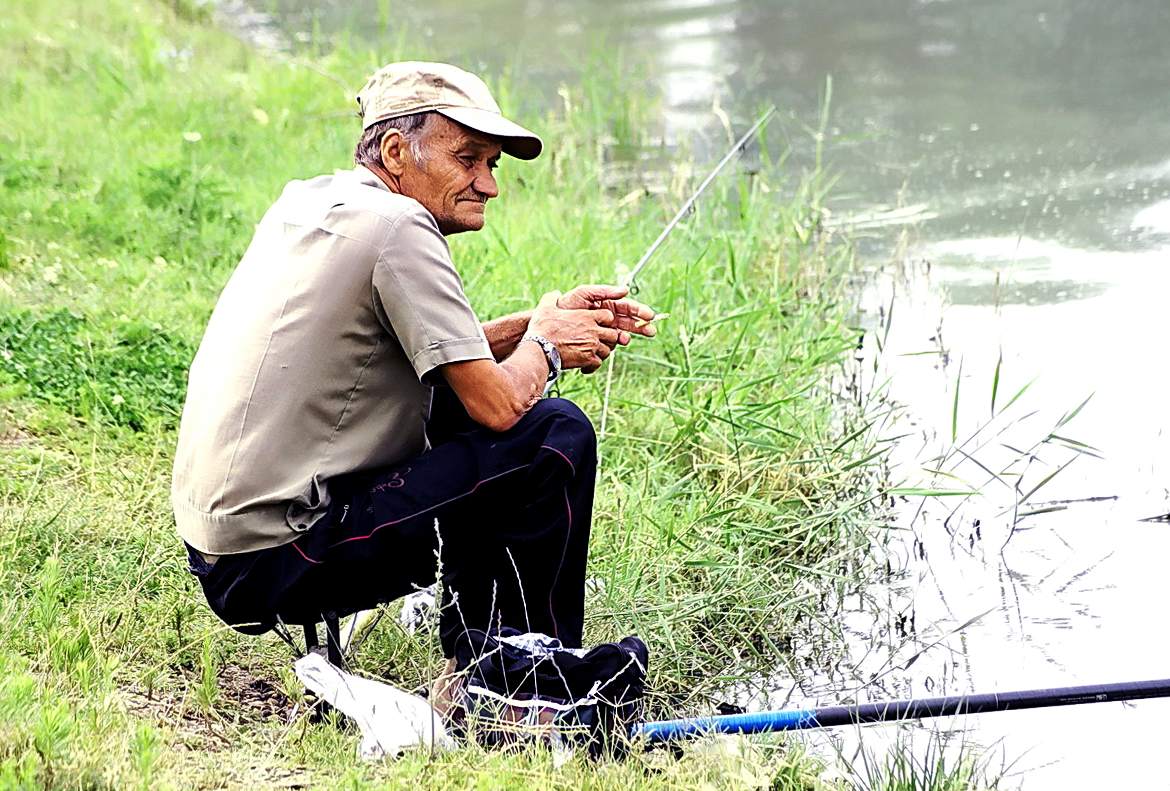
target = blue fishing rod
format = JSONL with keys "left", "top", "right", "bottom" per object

{"left": 633, "top": 677, "right": 1170, "bottom": 743}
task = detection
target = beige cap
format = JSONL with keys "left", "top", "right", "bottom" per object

{"left": 356, "top": 61, "right": 543, "bottom": 161}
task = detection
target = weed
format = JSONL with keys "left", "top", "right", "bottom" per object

{"left": 0, "top": 309, "right": 193, "bottom": 430}
{"left": 32, "top": 702, "right": 73, "bottom": 786}
{"left": 131, "top": 721, "right": 164, "bottom": 790}
{"left": 837, "top": 726, "right": 1002, "bottom": 791}
{"left": 194, "top": 636, "right": 220, "bottom": 714}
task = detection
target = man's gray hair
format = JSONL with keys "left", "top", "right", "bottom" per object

{"left": 354, "top": 112, "right": 439, "bottom": 170}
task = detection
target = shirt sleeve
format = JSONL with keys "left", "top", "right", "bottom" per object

{"left": 371, "top": 205, "right": 492, "bottom": 381}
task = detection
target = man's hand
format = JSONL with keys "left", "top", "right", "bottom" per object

{"left": 556, "top": 284, "right": 658, "bottom": 348}
{"left": 526, "top": 286, "right": 658, "bottom": 375}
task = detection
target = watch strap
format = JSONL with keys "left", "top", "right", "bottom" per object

{"left": 522, "top": 335, "right": 561, "bottom": 383}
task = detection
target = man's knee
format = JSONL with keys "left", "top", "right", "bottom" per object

{"left": 528, "top": 397, "right": 596, "bottom": 447}
{"left": 529, "top": 396, "right": 591, "bottom": 426}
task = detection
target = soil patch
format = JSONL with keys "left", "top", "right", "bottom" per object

{"left": 124, "top": 663, "right": 296, "bottom": 745}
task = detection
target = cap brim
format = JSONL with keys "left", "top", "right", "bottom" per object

{"left": 438, "top": 107, "right": 543, "bottom": 161}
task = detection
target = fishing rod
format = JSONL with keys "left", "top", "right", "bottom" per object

{"left": 632, "top": 677, "right": 1170, "bottom": 744}
{"left": 598, "top": 107, "right": 777, "bottom": 440}
{"left": 622, "top": 105, "right": 777, "bottom": 291}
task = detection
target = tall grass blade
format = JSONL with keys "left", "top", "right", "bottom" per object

{"left": 1017, "top": 456, "right": 1080, "bottom": 504}
{"left": 951, "top": 358, "right": 962, "bottom": 443}
{"left": 998, "top": 375, "right": 1038, "bottom": 413}
{"left": 1054, "top": 394, "right": 1094, "bottom": 430}
{"left": 990, "top": 351, "right": 1002, "bottom": 417}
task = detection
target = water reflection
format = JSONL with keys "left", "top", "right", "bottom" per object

{"left": 839, "top": 233, "right": 1170, "bottom": 787}
{"left": 942, "top": 279, "right": 1111, "bottom": 307}
{"left": 239, "top": 0, "right": 1170, "bottom": 252}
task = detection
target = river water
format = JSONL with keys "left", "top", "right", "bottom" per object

{"left": 224, "top": 1, "right": 1170, "bottom": 786}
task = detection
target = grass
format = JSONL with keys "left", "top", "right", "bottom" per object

{"left": 836, "top": 726, "right": 1004, "bottom": 791}
{"left": 0, "top": 0, "right": 1001, "bottom": 788}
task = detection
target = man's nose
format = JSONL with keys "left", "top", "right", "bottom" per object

{"left": 474, "top": 167, "right": 499, "bottom": 198}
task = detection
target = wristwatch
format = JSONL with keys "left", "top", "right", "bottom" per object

{"left": 522, "top": 335, "right": 561, "bottom": 383}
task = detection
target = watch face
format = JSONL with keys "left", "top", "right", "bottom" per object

{"left": 544, "top": 340, "right": 561, "bottom": 382}
{"left": 526, "top": 335, "right": 561, "bottom": 381}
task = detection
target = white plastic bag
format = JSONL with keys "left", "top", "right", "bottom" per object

{"left": 294, "top": 652, "right": 456, "bottom": 759}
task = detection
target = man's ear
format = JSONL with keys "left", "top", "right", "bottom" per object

{"left": 379, "top": 129, "right": 408, "bottom": 176}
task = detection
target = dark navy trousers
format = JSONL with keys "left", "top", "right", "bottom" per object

{"left": 191, "top": 394, "right": 597, "bottom": 656}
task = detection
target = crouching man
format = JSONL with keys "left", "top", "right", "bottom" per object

{"left": 171, "top": 62, "right": 656, "bottom": 708}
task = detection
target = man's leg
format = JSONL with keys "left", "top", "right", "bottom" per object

{"left": 196, "top": 398, "right": 596, "bottom": 655}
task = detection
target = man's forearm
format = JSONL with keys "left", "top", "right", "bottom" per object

{"left": 482, "top": 310, "right": 534, "bottom": 361}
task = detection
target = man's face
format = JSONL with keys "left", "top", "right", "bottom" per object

{"left": 399, "top": 117, "right": 502, "bottom": 236}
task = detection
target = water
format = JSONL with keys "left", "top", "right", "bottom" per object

{"left": 823, "top": 237, "right": 1170, "bottom": 788}
{"left": 225, "top": 0, "right": 1170, "bottom": 785}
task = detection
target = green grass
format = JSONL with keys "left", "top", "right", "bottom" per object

{"left": 833, "top": 726, "right": 1005, "bottom": 791}
{"left": 0, "top": 0, "right": 1001, "bottom": 788}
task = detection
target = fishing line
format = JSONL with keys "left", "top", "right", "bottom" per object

{"left": 596, "top": 107, "right": 777, "bottom": 445}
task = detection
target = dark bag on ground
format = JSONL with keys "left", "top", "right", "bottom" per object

{"left": 451, "top": 628, "right": 648, "bottom": 758}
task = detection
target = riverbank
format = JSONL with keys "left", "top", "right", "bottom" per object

{"left": 1, "top": 0, "right": 990, "bottom": 787}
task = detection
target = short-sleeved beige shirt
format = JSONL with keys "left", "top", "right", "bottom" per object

{"left": 172, "top": 167, "right": 492, "bottom": 555}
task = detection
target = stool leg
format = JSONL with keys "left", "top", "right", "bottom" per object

{"left": 301, "top": 619, "right": 336, "bottom": 722}
{"left": 324, "top": 611, "right": 342, "bottom": 668}
{"left": 303, "top": 623, "right": 319, "bottom": 653}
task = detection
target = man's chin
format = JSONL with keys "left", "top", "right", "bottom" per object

{"left": 439, "top": 216, "right": 486, "bottom": 236}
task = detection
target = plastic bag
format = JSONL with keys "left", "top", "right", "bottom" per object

{"left": 294, "top": 652, "right": 456, "bottom": 759}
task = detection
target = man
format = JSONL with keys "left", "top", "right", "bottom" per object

{"left": 171, "top": 62, "right": 656, "bottom": 696}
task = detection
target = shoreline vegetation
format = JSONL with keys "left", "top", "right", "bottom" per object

{"left": 1, "top": 0, "right": 996, "bottom": 788}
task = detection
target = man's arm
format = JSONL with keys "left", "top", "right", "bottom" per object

{"left": 482, "top": 310, "right": 533, "bottom": 362}
{"left": 440, "top": 345, "right": 547, "bottom": 433}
